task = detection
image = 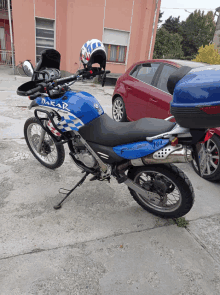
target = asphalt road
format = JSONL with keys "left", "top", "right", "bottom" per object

{"left": 1, "top": 69, "right": 220, "bottom": 294}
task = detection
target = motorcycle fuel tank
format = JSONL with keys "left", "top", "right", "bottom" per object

{"left": 35, "top": 90, "right": 104, "bottom": 131}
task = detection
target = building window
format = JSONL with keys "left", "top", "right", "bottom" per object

{"left": 104, "top": 44, "right": 127, "bottom": 63}
{"left": 103, "top": 28, "right": 129, "bottom": 64}
{"left": 35, "top": 17, "right": 55, "bottom": 62}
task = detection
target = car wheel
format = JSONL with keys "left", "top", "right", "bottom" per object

{"left": 191, "top": 134, "right": 220, "bottom": 181}
{"left": 112, "top": 96, "right": 127, "bottom": 122}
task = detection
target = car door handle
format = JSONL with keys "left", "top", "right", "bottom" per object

{"left": 150, "top": 97, "right": 157, "bottom": 103}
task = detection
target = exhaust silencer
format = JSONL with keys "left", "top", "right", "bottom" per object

{"left": 131, "top": 145, "right": 193, "bottom": 166}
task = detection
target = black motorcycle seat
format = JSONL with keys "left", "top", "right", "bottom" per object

{"left": 78, "top": 113, "right": 175, "bottom": 147}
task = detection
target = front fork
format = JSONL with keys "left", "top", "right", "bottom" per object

{"left": 37, "top": 117, "right": 47, "bottom": 153}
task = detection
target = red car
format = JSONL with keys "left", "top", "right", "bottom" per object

{"left": 112, "top": 59, "right": 220, "bottom": 182}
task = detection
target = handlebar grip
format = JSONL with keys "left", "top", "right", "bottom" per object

{"left": 26, "top": 85, "right": 43, "bottom": 96}
{"left": 53, "top": 75, "right": 77, "bottom": 85}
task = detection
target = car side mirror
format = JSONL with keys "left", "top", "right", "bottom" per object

{"left": 22, "top": 60, "right": 34, "bottom": 77}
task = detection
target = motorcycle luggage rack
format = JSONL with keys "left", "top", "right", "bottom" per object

{"left": 34, "top": 108, "right": 70, "bottom": 143}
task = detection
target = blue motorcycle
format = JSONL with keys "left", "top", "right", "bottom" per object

{"left": 17, "top": 49, "right": 209, "bottom": 219}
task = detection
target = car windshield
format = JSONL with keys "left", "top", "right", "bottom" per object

{"left": 166, "top": 59, "right": 209, "bottom": 68}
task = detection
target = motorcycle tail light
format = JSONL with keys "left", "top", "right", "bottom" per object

{"left": 171, "top": 137, "right": 178, "bottom": 146}
{"left": 200, "top": 105, "right": 220, "bottom": 114}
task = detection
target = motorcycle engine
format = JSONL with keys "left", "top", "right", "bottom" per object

{"left": 73, "top": 138, "right": 97, "bottom": 168}
{"left": 75, "top": 150, "right": 97, "bottom": 168}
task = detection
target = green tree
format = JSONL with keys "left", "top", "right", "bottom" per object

{"left": 179, "top": 10, "right": 216, "bottom": 57}
{"left": 153, "top": 27, "right": 183, "bottom": 59}
{"left": 162, "top": 16, "right": 181, "bottom": 34}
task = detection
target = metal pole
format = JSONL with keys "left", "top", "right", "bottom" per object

{"left": 213, "top": 7, "right": 220, "bottom": 53}
{"left": 7, "top": 0, "right": 15, "bottom": 74}
{"left": 148, "top": 0, "right": 160, "bottom": 60}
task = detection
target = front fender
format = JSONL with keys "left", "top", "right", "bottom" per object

{"left": 29, "top": 100, "right": 39, "bottom": 110}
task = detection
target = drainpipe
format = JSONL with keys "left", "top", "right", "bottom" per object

{"left": 7, "top": 0, "right": 15, "bottom": 73}
{"left": 148, "top": 0, "right": 160, "bottom": 59}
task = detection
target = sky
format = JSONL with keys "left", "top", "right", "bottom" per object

{"left": 160, "top": 0, "right": 220, "bottom": 25}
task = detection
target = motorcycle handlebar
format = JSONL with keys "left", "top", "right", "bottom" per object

{"left": 27, "top": 70, "right": 111, "bottom": 95}
{"left": 52, "top": 70, "right": 110, "bottom": 85}
{"left": 26, "top": 84, "right": 44, "bottom": 96}
{"left": 51, "top": 74, "right": 78, "bottom": 86}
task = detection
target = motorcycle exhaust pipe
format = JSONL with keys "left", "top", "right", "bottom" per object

{"left": 131, "top": 146, "right": 193, "bottom": 166}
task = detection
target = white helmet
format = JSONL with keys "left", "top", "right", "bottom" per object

{"left": 80, "top": 39, "right": 106, "bottom": 70}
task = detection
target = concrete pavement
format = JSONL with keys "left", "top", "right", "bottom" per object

{"left": 1, "top": 67, "right": 220, "bottom": 294}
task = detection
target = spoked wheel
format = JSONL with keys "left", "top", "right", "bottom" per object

{"left": 191, "top": 134, "right": 220, "bottom": 181}
{"left": 24, "top": 117, "right": 65, "bottom": 169}
{"left": 127, "top": 164, "right": 195, "bottom": 218}
{"left": 112, "top": 96, "right": 127, "bottom": 122}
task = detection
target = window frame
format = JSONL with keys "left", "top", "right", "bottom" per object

{"left": 129, "top": 64, "right": 142, "bottom": 78}
{"left": 129, "top": 62, "right": 161, "bottom": 86}
{"left": 154, "top": 63, "right": 179, "bottom": 94}
{"left": 104, "top": 44, "right": 127, "bottom": 64}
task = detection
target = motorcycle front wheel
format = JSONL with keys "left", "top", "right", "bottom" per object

{"left": 127, "top": 164, "right": 195, "bottom": 219}
{"left": 24, "top": 117, "right": 65, "bottom": 169}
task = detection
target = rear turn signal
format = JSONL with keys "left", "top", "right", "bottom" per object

{"left": 171, "top": 137, "right": 178, "bottom": 146}
{"left": 200, "top": 105, "right": 220, "bottom": 115}
{"left": 203, "top": 130, "right": 214, "bottom": 143}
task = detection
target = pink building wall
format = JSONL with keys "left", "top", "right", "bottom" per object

{"left": 56, "top": 0, "right": 68, "bottom": 71}
{"left": 11, "top": 0, "right": 161, "bottom": 73}
{"left": 35, "top": 0, "right": 55, "bottom": 20}
{"left": 104, "top": 0, "right": 133, "bottom": 73}
{"left": 11, "top": 0, "right": 35, "bottom": 65}
{"left": 65, "top": 0, "right": 105, "bottom": 73}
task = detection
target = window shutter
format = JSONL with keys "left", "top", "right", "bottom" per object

{"left": 35, "top": 18, "right": 55, "bottom": 62}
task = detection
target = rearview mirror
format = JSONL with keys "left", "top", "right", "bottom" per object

{"left": 22, "top": 60, "right": 34, "bottom": 77}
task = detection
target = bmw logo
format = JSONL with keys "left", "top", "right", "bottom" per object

{"left": 94, "top": 103, "right": 99, "bottom": 109}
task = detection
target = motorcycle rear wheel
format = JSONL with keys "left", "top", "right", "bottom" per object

{"left": 127, "top": 164, "right": 195, "bottom": 219}
{"left": 24, "top": 117, "right": 65, "bottom": 169}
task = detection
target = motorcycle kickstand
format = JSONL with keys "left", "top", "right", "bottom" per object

{"left": 54, "top": 171, "right": 90, "bottom": 210}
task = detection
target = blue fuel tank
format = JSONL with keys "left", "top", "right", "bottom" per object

{"left": 35, "top": 90, "right": 104, "bottom": 131}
